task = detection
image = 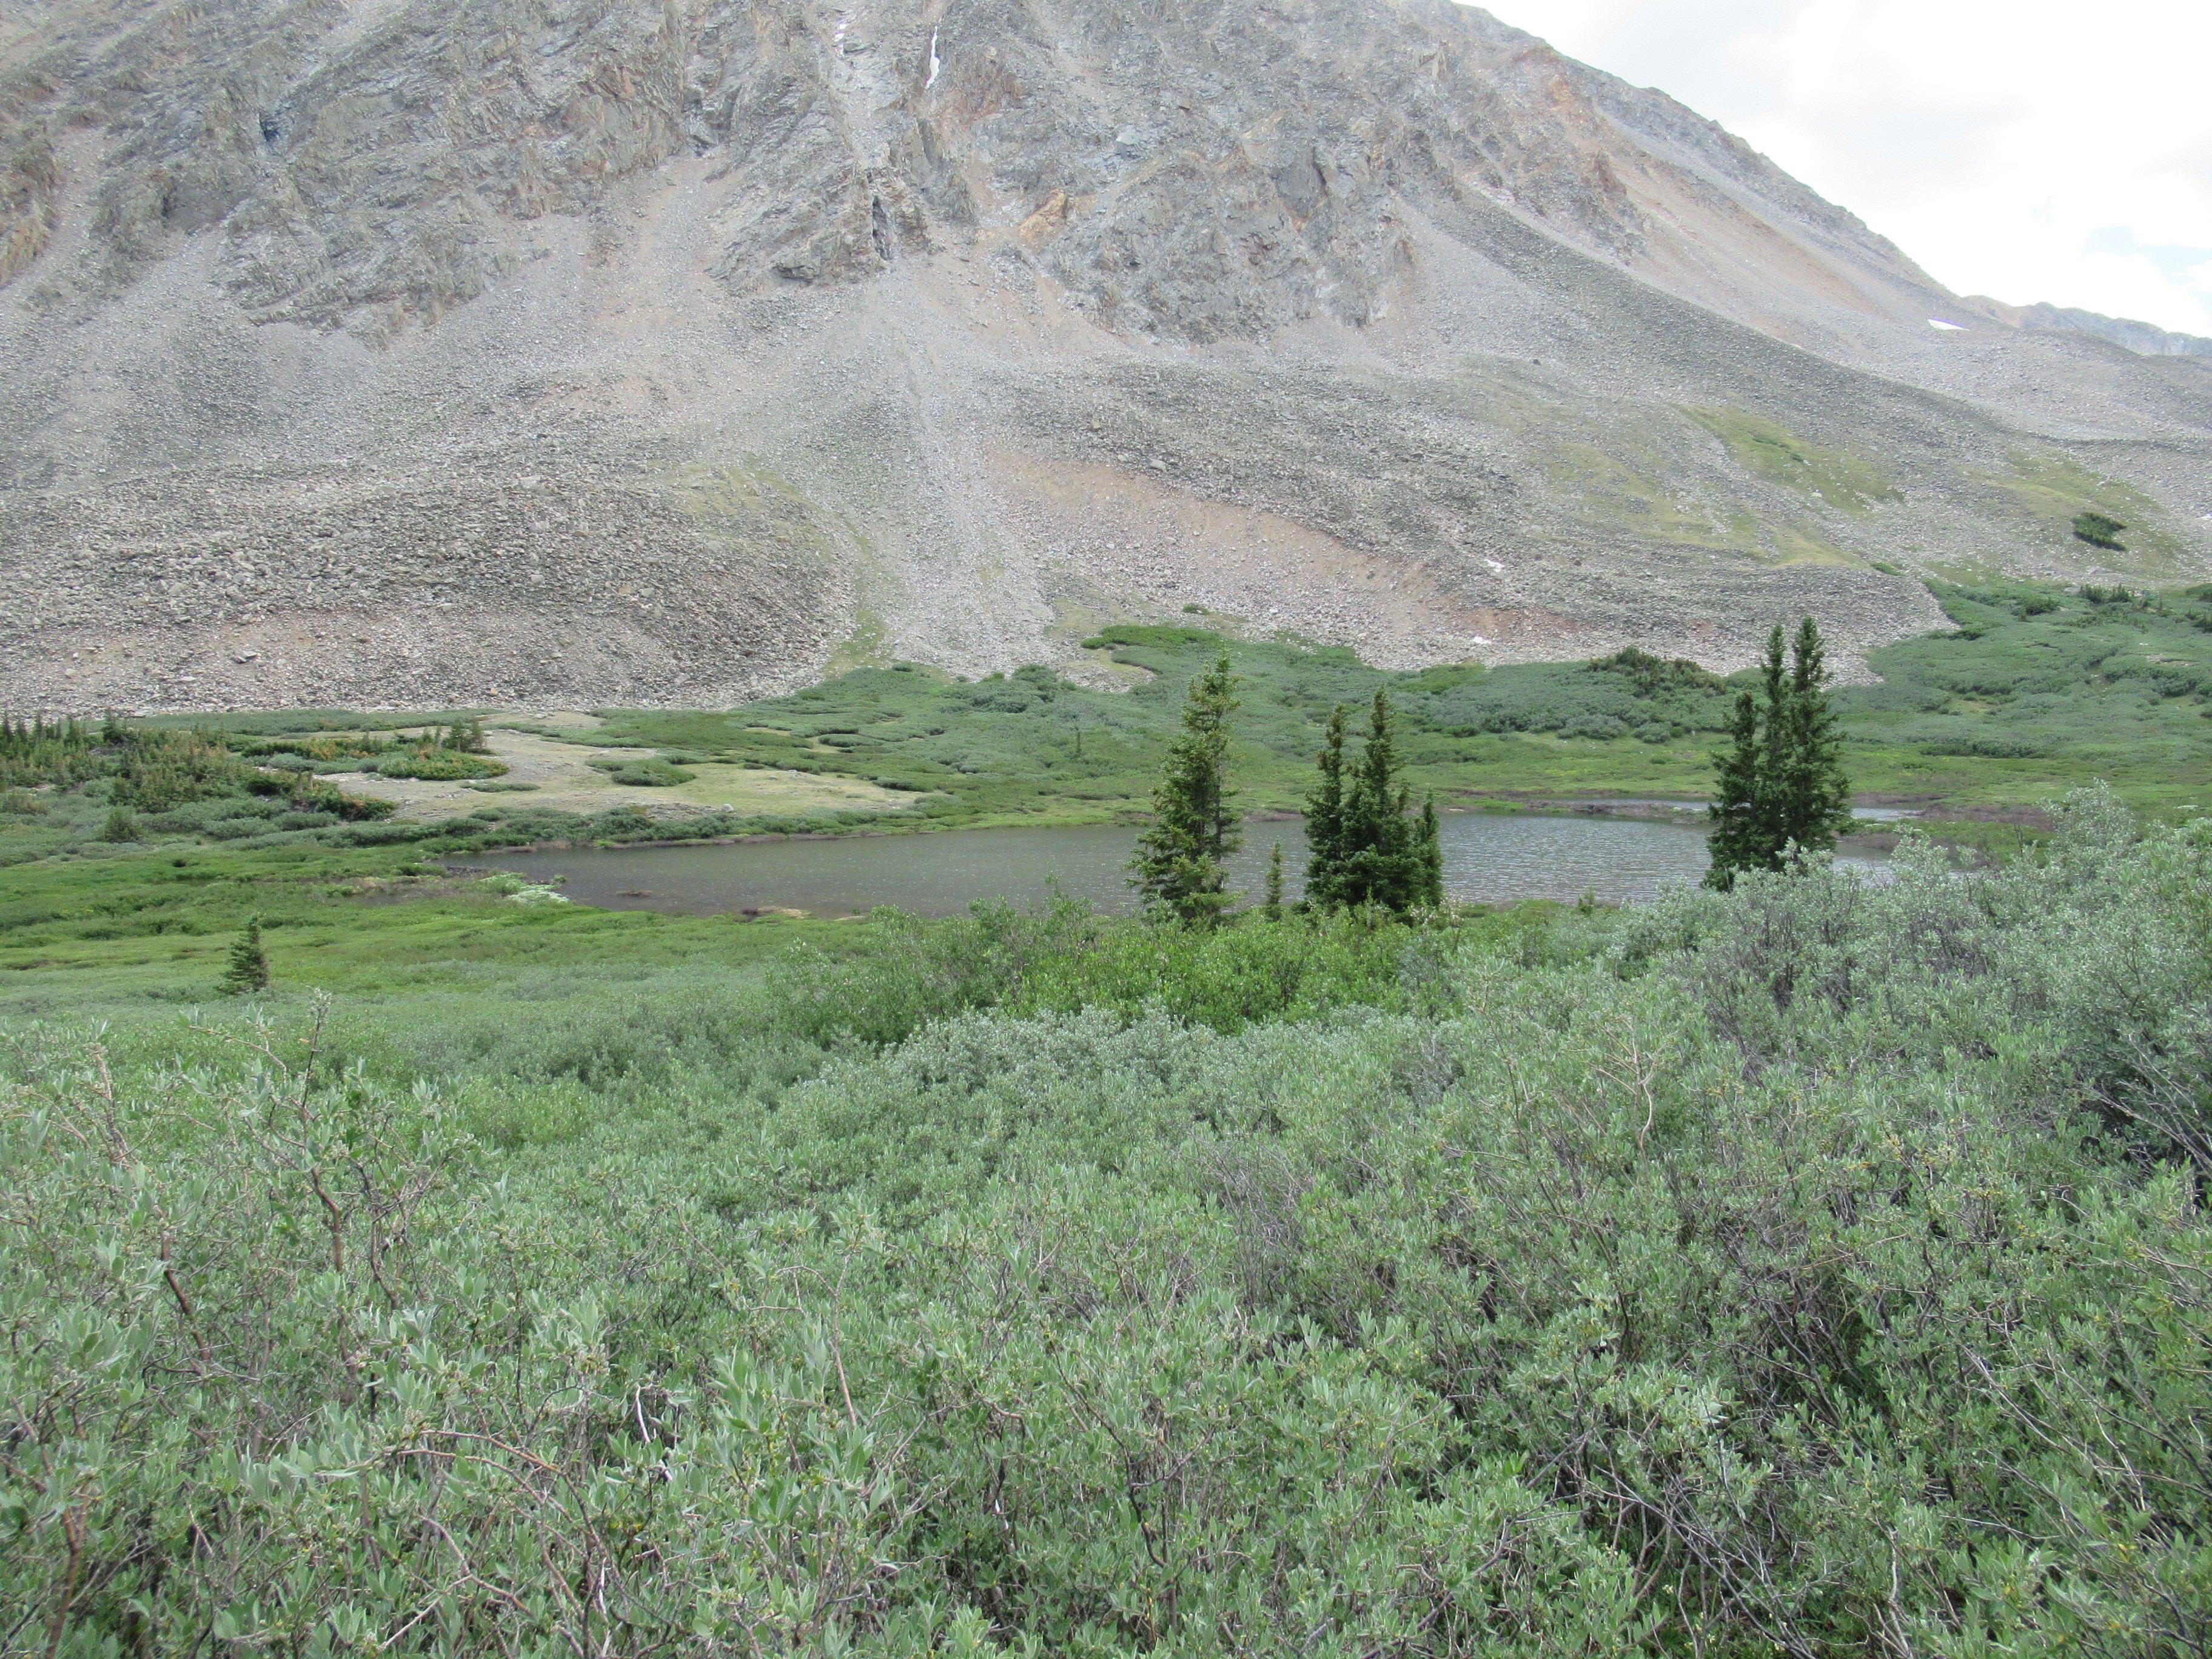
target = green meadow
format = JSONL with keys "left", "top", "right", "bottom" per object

{"left": 588, "top": 578, "right": 2212, "bottom": 826}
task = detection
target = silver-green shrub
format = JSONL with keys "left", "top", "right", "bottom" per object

{"left": 6, "top": 793, "right": 2210, "bottom": 1654}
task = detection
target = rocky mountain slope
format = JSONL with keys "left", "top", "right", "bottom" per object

{"left": 3, "top": 0, "right": 2208, "bottom": 711}
{"left": 1965, "top": 297, "right": 2212, "bottom": 361}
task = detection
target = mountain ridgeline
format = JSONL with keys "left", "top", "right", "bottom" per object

{"left": 1, "top": 0, "right": 2207, "bottom": 711}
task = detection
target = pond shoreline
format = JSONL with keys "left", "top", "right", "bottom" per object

{"left": 433, "top": 778, "right": 1970, "bottom": 868}
{"left": 441, "top": 790, "right": 1743, "bottom": 860}
{"left": 466, "top": 811, "right": 1893, "bottom": 921}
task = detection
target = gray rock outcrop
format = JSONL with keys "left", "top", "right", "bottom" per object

{"left": 2, "top": 0, "right": 2206, "bottom": 710}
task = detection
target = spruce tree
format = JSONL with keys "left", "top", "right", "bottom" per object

{"left": 1706, "top": 682, "right": 1764, "bottom": 886}
{"left": 1262, "top": 841, "right": 1284, "bottom": 918}
{"left": 1775, "top": 615, "right": 1852, "bottom": 857}
{"left": 1415, "top": 796, "right": 1444, "bottom": 908}
{"left": 1302, "top": 705, "right": 1348, "bottom": 909}
{"left": 1754, "top": 623, "right": 1794, "bottom": 869}
{"left": 220, "top": 916, "right": 270, "bottom": 995}
{"left": 1129, "top": 655, "right": 1241, "bottom": 925}
{"left": 1705, "top": 617, "right": 1852, "bottom": 890}
{"left": 1307, "top": 689, "right": 1434, "bottom": 916}
{"left": 1339, "top": 688, "right": 1407, "bottom": 910}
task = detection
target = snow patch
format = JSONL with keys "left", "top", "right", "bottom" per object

{"left": 926, "top": 26, "right": 940, "bottom": 87}
{"left": 1485, "top": 557, "right": 1505, "bottom": 572}
{"left": 1927, "top": 318, "right": 1965, "bottom": 331}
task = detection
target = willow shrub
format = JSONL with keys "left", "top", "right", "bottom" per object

{"left": 764, "top": 897, "right": 1436, "bottom": 1046}
{"left": 5, "top": 791, "right": 2211, "bottom": 1655}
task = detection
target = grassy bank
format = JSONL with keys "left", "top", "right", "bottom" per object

{"left": 593, "top": 575, "right": 2212, "bottom": 825}
{"left": 11, "top": 578, "right": 2208, "bottom": 874}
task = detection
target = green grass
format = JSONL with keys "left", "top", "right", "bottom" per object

{"left": 1985, "top": 450, "right": 2190, "bottom": 572}
{"left": 1686, "top": 406, "right": 1899, "bottom": 514}
{"left": 0, "top": 843, "right": 831, "bottom": 1011}
{"left": 15, "top": 581, "right": 2207, "bottom": 875}
{"left": 1834, "top": 577, "right": 2212, "bottom": 812}
{"left": 586, "top": 630, "right": 1731, "bottom": 826}
{"left": 587, "top": 586, "right": 2212, "bottom": 824}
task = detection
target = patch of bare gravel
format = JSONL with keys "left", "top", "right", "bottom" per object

{"left": 336, "top": 726, "right": 920, "bottom": 822}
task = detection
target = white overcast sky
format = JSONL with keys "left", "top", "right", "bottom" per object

{"left": 1485, "top": 0, "right": 2212, "bottom": 338}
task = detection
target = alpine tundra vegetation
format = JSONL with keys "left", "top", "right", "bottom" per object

{"left": 4, "top": 0, "right": 2212, "bottom": 1641}
{"left": 4, "top": 785, "right": 2212, "bottom": 1654}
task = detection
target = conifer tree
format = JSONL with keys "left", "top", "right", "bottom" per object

{"left": 443, "top": 716, "right": 489, "bottom": 754}
{"left": 1338, "top": 688, "right": 1407, "bottom": 910}
{"left": 1776, "top": 615, "right": 1852, "bottom": 855}
{"left": 1706, "top": 617, "right": 1853, "bottom": 889}
{"left": 1307, "top": 689, "right": 1435, "bottom": 916}
{"left": 1706, "top": 681, "right": 1765, "bottom": 883}
{"left": 1415, "top": 796, "right": 1444, "bottom": 908}
{"left": 1302, "top": 705, "right": 1349, "bottom": 909}
{"left": 220, "top": 916, "right": 270, "bottom": 995}
{"left": 1129, "top": 655, "right": 1241, "bottom": 925}
{"left": 1262, "top": 842, "right": 1284, "bottom": 918}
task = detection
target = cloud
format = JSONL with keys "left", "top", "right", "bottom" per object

{"left": 2083, "top": 229, "right": 2212, "bottom": 286}
{"left": 1486, "top": 0, "right": 2212, "bottom": 337}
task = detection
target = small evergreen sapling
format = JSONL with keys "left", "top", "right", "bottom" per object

{"left": 1415, "top": 796, "right": 1444, "bottom": 908}
{"left": 1128, "top": 655, "right": 1241, "bottom": 925}
{"left": 1707, "top": 680, "right": 1764, "bottom": 882}
{"left": 1262, "top": 842, "right": 1284, "bottom": 917}
{"left": 220, "top": 916, "right": 270, "bottom": 995}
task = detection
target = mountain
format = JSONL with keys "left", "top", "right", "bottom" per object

{"left": 2, "top": 0, "right": 2208, "bottom": 712}
{"left": 1965, "top": 297, "right": 2212, "bottom": 361}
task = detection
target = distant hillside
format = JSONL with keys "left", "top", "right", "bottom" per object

{"left": 1966, "top": 296, "right": 2212, "bottom": 360}
{"left": 2, "top": 0, "right": 2207, "bottom": 711}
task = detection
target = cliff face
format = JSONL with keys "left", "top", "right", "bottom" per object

{"left": 3, "top": 0, "right": 2207, "bottom": 711}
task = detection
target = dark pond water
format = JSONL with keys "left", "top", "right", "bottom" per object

{"left": 483, "top": 812, "right": 1888, "bottom": 918}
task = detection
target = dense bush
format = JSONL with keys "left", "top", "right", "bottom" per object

{"left": 764, "top": 899, "right": 1462, "bottom": 1048}
{"left": 0, "top": 725, "right": 400, "bottom": 834}
{"left": 0, "top": 717, "right": 100, "bottom": 789}
{"left": 600, "top": 758, "right": 697, "bottom": 787}
{"left": 233, "top": 732, "right": 397, "bottom": 768}
{"left": 110, "top": 728, "right": 253, "bottom": 811}
{"left": 373, "top": 746, "right": 508, "bottom": 781}
{"left": 5, "top": 792, "right": 2211, "bottom": 1655}
{"left": 246, "top": 768, "right": 395, "bottom": 821}
{"left": 1417, "top": 651, "right": 1730, "bottom": 739}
